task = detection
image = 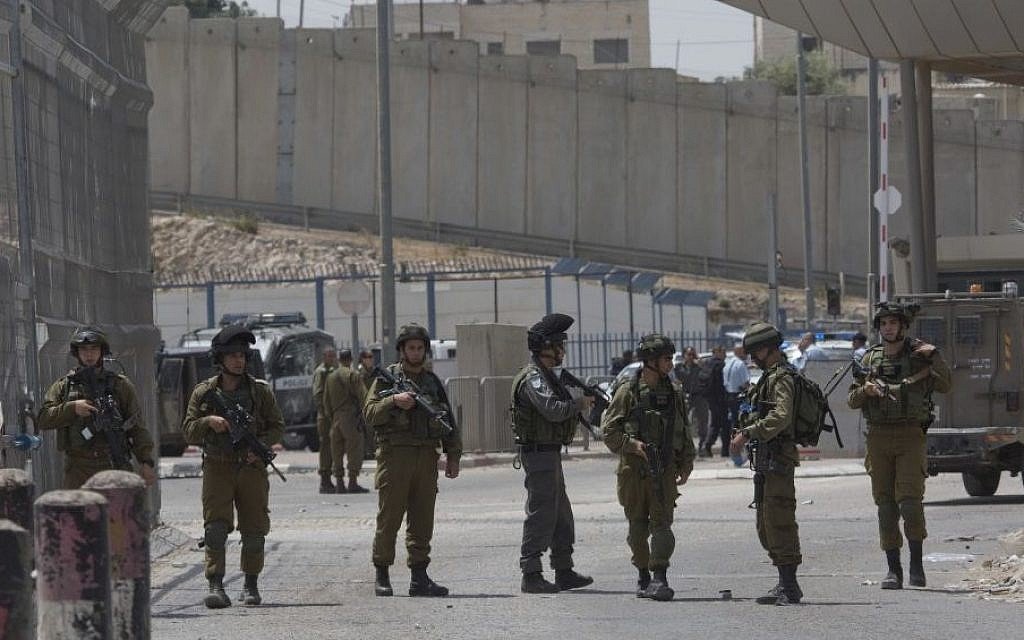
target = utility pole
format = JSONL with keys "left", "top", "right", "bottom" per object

{"left": 796, "top": 32, "right": 815, "bottom": 328}
{"left": 675, "top": 39, "right": 680, "bottom": 74}
{"left": 867, "top": 59, "right": 879, "bottom": 325}
{"left": 419, "top": 0, "right": 425, "bottom": 39}
{"left": 299, "top": 0, "right": 305, "bottom": 27}
{"left": 276, "top": 0, "right": 281, "bottom": 19}
{"left": 767, "top": 193, "right": 779, "bottom": 326}
{"left": 900, "top": 60, "right": 926, "bottom": 294}
{"left": 377, "top": 0, "right": 397, "bottom": 349}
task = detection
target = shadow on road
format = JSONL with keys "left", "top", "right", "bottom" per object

{"left": 444, "top": 593, "right": 518, "bottom": 599}
{"left": 925, "top": 495, "right": 1024, "bottom": 507}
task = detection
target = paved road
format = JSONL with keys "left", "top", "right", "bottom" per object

{"left": 152, "top": 457, "right": 1024, "bottom": 639}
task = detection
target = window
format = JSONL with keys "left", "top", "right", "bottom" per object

{"left": 955, "top": 315, "right": 983, "bottom": 345}
{"left": 486, "top": 41, "right": 504, "bottom": 55}
{"left": 526, "top": 40, "right": 561, "bottom": 56}
{"left": 916, "top": 318, "right": 946, "bottom": 347}
{"left": 594, "top": 38, "right": 629, "bottom": 64}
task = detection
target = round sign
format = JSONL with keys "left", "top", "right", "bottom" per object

{"left": 335, "top": 281, "right": 372, "bottom": 316}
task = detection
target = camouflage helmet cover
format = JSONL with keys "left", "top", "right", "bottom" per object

{"left": 396, "top": 323, "right": 431, "bottom": 351}
{"left": 70, "top": 326, "right": 110, "bottom": 356}
{"left": 742, "top": 321, "right": 784, "bottom": 353}
{"left": 636, "top": 333, "right": 676, "bottom": 361}
{"left": 527, "top": 313, "right": 574, "bottom": 352}
{"left": 872, "top": 301, "right": 920, "bottom": 329}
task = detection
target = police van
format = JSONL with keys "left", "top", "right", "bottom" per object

{"left": 900, "top": 285, "right": 1024, "bottom": 496}
{"left": 156, "top": 312, "right": 335, "bottom": 455}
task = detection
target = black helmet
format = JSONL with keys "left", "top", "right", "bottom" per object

{"left": 70, "top": 326, "right": 110, "bottom": 357}
{"left": 527, "top": 313, "right": 573, "bottom": 353}
{"left": 210, "top": 325, "right": 256, "bottom": 362}
{"left": 396, "top": 323, "right": 431, "bottom": 352}
{"left": 872, "top": 301, "right": 919, "bottom": 329}
{"left": 636, "top": 333, "right": 675, "bottom": 361}
{"left": 742, "top": 321, "right": 783, "bottom": 353}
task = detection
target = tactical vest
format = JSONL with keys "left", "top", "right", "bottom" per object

{"left": 510, "top": 364, "right": 576, "bottom": 445}
{"left": 624, "top": 374, "right": 681, "bottom": 449}
{"left": 748, "top": 363, "right": 795, "bottom": 439}
{"left": 57, "top": 370, "right": 124, "bottom": 453}
{"left": 376, "top": 363, "right": 447, "bottom": 441}
{"left": 860, "top": 342, "right": 932, "bottom": 424}
{"left": 195, "top": 375, "right": 264, "bottom": 456}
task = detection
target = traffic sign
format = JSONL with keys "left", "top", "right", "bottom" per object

{"left": 873, "top": 186, "right": 902, "bottom": 215}
{"left": 335, "top": 281, "right": 372, "bottom": 316}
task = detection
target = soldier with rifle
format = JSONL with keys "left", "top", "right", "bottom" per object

{"left": 601, "top": 334, "right": 694, "bottom": 602}
{"left": 182, "top": 325, "right": 285, "bottom": 609}
{"left": 364, "top": 323, "right": 461, "bottom": 598}
{"left": 729, "top": 321, "right": 804, "bottom": 606}
{"left": 510, "top": 313, "right": 594, "bottom": 594}
{"left": 37, "top": 326, "right": 156, "bottom": 489}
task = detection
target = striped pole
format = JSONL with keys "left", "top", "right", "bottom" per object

{"left": 35, "top": 490, "right": 111, "bottom": 640}
{"left": 878, "top": 75, "right": 890, "bottom": 303}
{"left": 0, "top": 468, "right": 34, "bottom": 533}
{"left": 0, "top": 520, "right": 33, "bottom": 640}
{"left": 83, "top": 471, "right": 151, "bottom": 640}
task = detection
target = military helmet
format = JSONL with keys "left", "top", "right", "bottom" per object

{"left": 69, "top": 326, "right": 110, "bottom": 356}
{"left": 396, "top": 323, "right": 431, "bottom": 352}
{"left": 636, "top": 333, "right": 675, "bottom": 361}
{"left": 872, "top": 301, "right": 920, "bottom": 329}
{"left": 527, "top": 313, "right": 574, "bottom": 353}
{"left": 210, "top": 324, "right": 256, "bottom": 361}
{"left": 742, "top": 321, "right": 783, "bottom": 353}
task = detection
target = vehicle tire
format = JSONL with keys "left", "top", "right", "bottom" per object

{"left": 281, "top": 431, "right": 307, "bottom": 451}
{"left": 962, "top": 469, "right": 1000, "bottom": 497}
{"left": 159, "top": 443, "right": 187, "bottom": 458}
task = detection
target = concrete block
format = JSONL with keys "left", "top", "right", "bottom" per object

{"left": 292, "top": 29, "right": 334, "bottom": 209}
{"left": 456, "top": 323, "right": 527, "bottom": 377}
{"left": 526, "top": 55, "right": 577, "bottom": 241}
{"left": 428, "top": 40, "right": 478, "bottom": 227}
{"left": 826, "top": 97, "right": 870, "bottom": 277}
{"left": 577, "top": 70, "right": 627, "bottom": 246}
{"left": 626, "top": 69, "right": 677, "bottom": 253}
{"left": 146, "top": 6, "right": 189, "bottom": 193}
{"left": 333, "top": 29, "right": 377, "bottom": 217}
{"left": 933, "top": 110, "right": 976, "bottom": 237}
{"left": 678, "top": 82, "right": 727, "bottom": 259}
{"left": 726, "top": 81, "right": 777, "bottom": 265}
{"left": 188, "top": 18, "right": 237, "bottom": 198}
{"left": 236, "top": 18, "right": 282, "bottom": 203}
{"left": 477, "top": 56, "right": 528, "bottom": 234}
{"left": 391, "top": 40, "right": 430, "bottom": 222}
{"left": 976, "top": 121, "right": 1024, "bottom": 235}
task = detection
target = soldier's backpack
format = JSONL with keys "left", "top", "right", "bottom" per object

{"left": 787, "top": 367, "right": 843, "bottom": 448}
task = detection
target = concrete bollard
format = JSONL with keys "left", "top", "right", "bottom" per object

{"left": 83, "top": 470, "right": 150, "bottom": 640}
{"left": 35, "top": 490, "right": 111, "bottom": 640}
{"left": 0, "top": 468, "right": 35, "bottom": 533}
{"left": 0, "top": 519, "right": 33, "bottom": 640}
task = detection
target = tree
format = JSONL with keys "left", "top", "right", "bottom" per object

{"left": 171, "top": 0, "right": 258, "bottom": 19}
{"left": 744, "top": 51, "right": 846, "bottom": 96}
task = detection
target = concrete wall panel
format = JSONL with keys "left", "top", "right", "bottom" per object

{"left": 391, "top": 40, "right": 430, "bottom": 222}
{"left": 292, "top": 29, "right": 334, "bottom": 209}
{"left": 188, "top": 18, "right": 237, "bottom": 198}
{"left": 626, "top": 69, "right": 677, "bottom": 253}
{"left": 976, "top": 121, "right": 1024, "bottom": 235}
{"left": 933, "top": 110, "right": 976, "bottom": 237}
{"left": 236, "top": 18, "right": 281, "bottom": 203}
{"left": 477, "top": 56, "right": 527, "bottom": 234}
{"left": 775, "top": 95, "right": 827, "bottom": 274}
{"left": 526, "top": 55, "right": 577, "bottom": 241}
{"left": 428, "top": 40, "right": 479, "bottom": 227}
{"left": 577, "top": 70, "right": 627, "bottom": 246}
{"left": 677, "top": 82, "right": 726, "bottom": 258}
{"left": 726, "top": 82, "right": 776, "bottom": 265}
{"left": 826, "top": 97, "right": 871, "bottom": 276}
{"left": 332, "top": 30, "right": 377, "bottom": 217}
{"left": 146, "top": 6, "right": 189, "bottom": 193}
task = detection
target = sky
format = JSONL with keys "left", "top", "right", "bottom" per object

{"left": 240, "top": 0, "right": 754, "bottom": 81}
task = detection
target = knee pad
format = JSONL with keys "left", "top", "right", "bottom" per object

{"left": 204, "top": 521, "right": 231, "bottom": 552}
{"left": 240, "top": 534, "right": 266, "bottom": 554}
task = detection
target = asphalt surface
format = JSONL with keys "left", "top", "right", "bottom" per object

{"left": 151, "top": 456, "right": 1024, "bottom": 639}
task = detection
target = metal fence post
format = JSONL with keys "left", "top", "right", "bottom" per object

{"left": 205, "top": 282, "right": 216, "bottom": 328}
{"left": 35, "top": 490, "right": 111, "bottom": 640}
{"left": 544, "top": 267, "right": 552, "bottom": 315}
{"left": 426, "top": 273, "right": 436, "bottom": 337}
{"left": 314, "top": 277, "right": 325, "bottom": 330}
{"left": 83, "top": 471, "right": 150, "bottom": 640}
{"left": 0, "top": 519, "right": 33, "bottom": 640}
{"left": 0, "top": 468, "right": 34, "bottom": 533}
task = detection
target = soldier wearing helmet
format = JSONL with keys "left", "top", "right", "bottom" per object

{"left": 37, "top": 326, "right": 156, "bottom": 489}
{"left": 511, "top": 313, "right": 594, "bottom": 594}
{"left": 848, "top": 302, "right": 951, "bottom": 591}
{"left": 364, "top": 323, "right": 462, "bottom": 598}
{"left": 323, "top": 347, "right": 369, "bottom": 493}
{"left": 729, "top": 321, "right": 804, "bottom": 605}
{"left": 182, "top": 324, "right": 285, "bottom": 609}
{"left": 602, "top": 333, "right": 695, "bottom": 601}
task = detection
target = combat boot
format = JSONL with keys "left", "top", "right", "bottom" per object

{"left": 521, "top": 572, "right": 559, "bottom": 594}
{"left": 643, "top": 568, "right": 674, "bottom": 602}
{"left": 374, "top": 565, "right": 393, "bottom": 597}
{"left": 554, "top": 568, "right": 593, "bottom": 591}
{"left": 776, "top": 565, "right": 802, "bottom": 606}
{"left": 348, "top": 478, "right": 370, "bottom": 494}
{"left": 409, "top": 565, "right": 449, "bottom": 597}
{"left": 908, "top": 540, "right": 926, "bottom": 587}
{"left": 203, "top": 575, "right": 231, "bottom": 609}
{"left": 636, "top": 568, "right": 651, "bottom": 598}
{"left": 881, "top": 548, "right": 903, "bottom": 590}
{"left": 240, "top": 574, "right": 262, "bottom": 605}
{"left": 319, "top": 473, "right": 336, "bottom": 494}
{"left": 335, "top": 476, "right": 348, "bottom": 494}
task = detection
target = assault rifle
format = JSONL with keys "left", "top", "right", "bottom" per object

{"left": 745, "top": 438, "right": 775, "bottom": 509}
{"left": 372, "top": 366, "right": 454, "bottom": 439}
{"left": 203, "top": 387, "right": 286, "bottom": 482}
{"left": 74, "top": 368, "right": 133, "bottom": 470}
{"left": 851, "top": 360, "right": 897, "bottom": 402}
{"left": 556, "top": 368, "right": 609, "bottom": 439}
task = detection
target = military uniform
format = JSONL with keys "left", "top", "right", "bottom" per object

{"left": 38, "top": 368, "right": 155, "bottom": 489}
{"left": 602, "top": 363, "right": 694, "bottom": 599}
{"left": 323, "top": 365, "right": 368, "bottom": 491}
{"left": 848, "top": 323, "right": 951, "bottom": 588}
{"left": 312, "top": 361, "right": 338, "bottom": 481}
{"left": 364, "top": 361, "right": 461, "bottom": 577}
{"left": 182, "top": 374, "right": 284, "bottom": 592}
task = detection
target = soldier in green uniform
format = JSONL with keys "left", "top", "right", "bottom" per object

{"left": 847, "top": 302, "right": 951, "bottom": 589}
{"left": 38, "top": 327, "right": 156, "bottom": 489}
{"left": 364, "top": 324, "right": 461, "bottom": 597}
{"left": 357, "top": 349, "right": 376, "bottom": 390}
{"left": 323, "top": 349, "right": 369, "bottom": 493}
{"left": 312, "top": 346, "right": 339, "bottom": 493}
{"left": 181, "top": 325, "right": 285, "bottom": 609}
{"left": 512, "top": 313, "right": 594, "bottom": 594}
{"left": 602, "top": 334, "right": 694, "bottom": 601}
{"left": 729, "top": 322, "right": 803, "bottom": 605}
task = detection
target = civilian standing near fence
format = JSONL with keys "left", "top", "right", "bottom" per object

{"left": 703, "top": 346, "right": 729, "bottom": 457}
{"left": 724, "top": 343, "right": 751, "bottom": 431}
{"left": 675, "top": 348, "right": 709, "bottom": 456}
